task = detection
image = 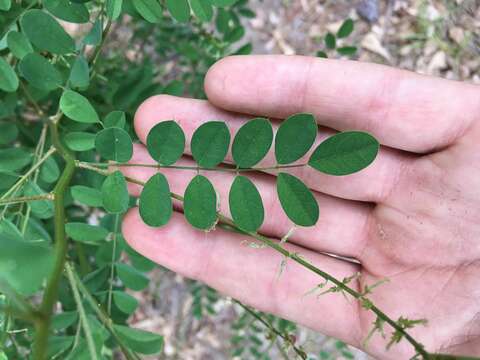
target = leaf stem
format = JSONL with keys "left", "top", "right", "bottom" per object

{"left": 65, "top": 263, "right": 98, "bottom": 360}
{"left": 0, "top": 193, "right": 54, "bottom": 206}
{"left": 67, "top": 263, "right": 140, "bottom": 360}
{"left": 78, "top": 161, "right": 308, "bottom": 173}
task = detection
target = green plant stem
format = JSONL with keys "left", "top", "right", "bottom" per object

{"left": 107, "top": 214, "right": 120, "bottom": 315}
{"left": 65, "top": 263, "right": 98, "bottom": 360}
{"left": 234, "top": 300, "right": 307, "bottom": 359}
{"left": 0, "top": 193, "right": 54, "bottom": 206}
{"left": 33, "top": 116, "right": 76, "bottom": 360}
{"left": 78, "top": 161, "right": 308, "bottom": 173}
{"left": 77, "top": 164, "right": 433, "bottom": 358}
{"left": 68, "top": 263, "right": 140, "bottom": 360}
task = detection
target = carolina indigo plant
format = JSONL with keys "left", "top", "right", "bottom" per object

{"left": 0, "top": 1, "right": 467, "bottom": 360}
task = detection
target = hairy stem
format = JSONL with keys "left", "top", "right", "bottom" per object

{"left": 33, "top": 117, "right": 76, "bottom": 360}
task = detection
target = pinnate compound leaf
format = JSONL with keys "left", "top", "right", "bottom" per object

{"left": 7, "top": 31, "right": 33, "bottom": 59}
{"left": 0, "top": 221, "right": 54, "bottom": 295}
{"left": 166, "top": 0, "right": 190, "bottom": 22}
{"left": 0, "top": 58, "right": 18, "bottom": 93}
{"left": 65, "top": 131, "right": 96, "bottom": 151}
{"left": 276, "top": 172, "right": 319, "bottom": 227}
{"left": 95, "top": 127, "right": 133, "bottom": 162}
{"left": 139, "top": 173, "right": 172, "bottom": 227}
{"left": 19, "top": 53, "right": 62, "bottom": 91}
{"left": 191, "top": 121, "right": 230, "bottom": 168}
{"left": 337, "top": 18, "right": 354, "bottom": 38}
{"left": 275, "top": 113, "right": 317, "bottom": 164}
{"left": 146, "top": 120, "right": 185, "bottom": 165}
{"left": 113, "top": 324, "right": 164, "bottom": 354}
{"left": 232, "top": 118, "right": 273, "bottom": 168}
{"left": 132, "top": 0, "right": 163, "bottom": 23}
{"left": 21, "top": 10, "right": 75, "bottom": 54}
{"left": 184, "top": 175, "right": 217, "bottom": 230}
{"left": 190, "top": 0, "right": 213, "bottom": 22}
{"left": 115, "top": 263, "right": 149, "bottom": 291}
{"left": 60, "top": 90, "right": 100, "bottom": 123}
{"left": 65, "top": 223, "right": 109, "bottom": 245}
{"left": 308, "top": 131, "right": 379, "bottom": 176}
{"left": 229, "top": 176, "right": 264, "bottom": 232}
{"left": 101, "top": 171, "right": 129, "bottom": 213}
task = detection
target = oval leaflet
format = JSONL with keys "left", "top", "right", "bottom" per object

{"left": 184, "top": 175, "right": 218, "bottom": 230}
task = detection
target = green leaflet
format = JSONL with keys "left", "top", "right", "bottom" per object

{"left": 24, "top": 182, "right": 54, "bottom": 219}
{"left": 113, "top": 291, "right": 138, "bottom": 314}
{"left": 65, "top": 131, "right": 96, "bottom": 151}
{"left": 276, "top": 172, "right": 319, "bottom": 227}
{"left": 325, "top": 33, "right": 336, "bottom": 49}
{"left": 21, "top": 10, "right": 75, "bottom": 54}
{"left": 337, "top": 18, "right": 354, "bottom": 38}
{"left": 190, "top": 0, "right": 213, "bottom": 22}
{"left": 101, "top": 171, "right": 129, "bottom": 213}
{"left": 308, "top": 131, "right": 379, "bottom": 176}
{"left": 0, "top": 148, "right": 32, "bottom": 172}
{"left": 0, "top": 122, "right": 18, "bottom": 144}
{"left": 166, "top": 0, "right": 190, "bottom": 22}
{"left": 71, "top": 185, "right": 103, "bottom": 207}
{"left": 19, "top": 53, "right": 62, "bottom": 91}
{"left": 95, "top": 127, "right": 133, "bottom": 162}
{"left": 132, "top": 0, "right": 163, "bottom": 23}
{"left": 275, "top": 113, "right": 317, "bottom": 164}
{"left": 139, "top": 173, "right": 172, "bottom": 227}
{"left": 115, "top": 263, "right": 149, "bottom": 291}
{"left": 146, "top": 120, "right": 185, "bottom": 165}
{"left": 113, "top": 324, "right": 164, "bottom": 355}
{"left": 44, "top": 0, "right": 90, "bottom": 24}
{"left": 104, "top": 110, "right": 126, "bottom": 128}
{"left": 7, "top": 31, "right": 33, "bottom": 59}
{"left": 0, "top": 57, "right": 18, "bottom": 92}
{"left": 184, "top": 175, "right": 217, "bottom": 230}
{"left": 0, "top": 220, "right": 54, "bottom": 295}
{"left": 60, "top": 90, "right": 100, "bottom": 124}
{"left": 107, "top": 0, "right": 123, "bottom": 20}
{"left": 69, "top": 55, "right": 89, "bottom": 89}
{"left": 191, "top": 121, "right": 230, "bottom": 168}
{"left": 0, "top": 0, "right": 11, "bottom": 11}
{"left": 208, "top": 0, "right": 238, "bottom": 6}
{"left": 229, "top": 175, "right": 264, "bottom": 232}
{"left": 40, "top": 157, "right": 60, "bottom": 183}
{"left": 84, "top": 19, "right": 102, "bottom": 46}
{"left": 65, "top": 223, "right": 109, "bottom": 245}
{"left": 232, "top": 118, "right": 273, "bottom": 168}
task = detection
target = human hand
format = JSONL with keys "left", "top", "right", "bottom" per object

{"left": 121, "top": 55, "right": 480, "bottom": 359}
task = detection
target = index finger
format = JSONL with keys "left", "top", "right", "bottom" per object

{"left": 205, "top": 55, "right": 479, "bottom": 153}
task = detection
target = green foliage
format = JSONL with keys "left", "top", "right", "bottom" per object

{"left": 139, "top": 173, "right": 172, "bottom": 227}
{"left": 232, "top": 118, "right": 273, "bottom": 168}
{"left": 317, "top": 18, "right": 357, "bottom": 59}
{"left": 0, "top": 1, "right": 389, "bottom": 359}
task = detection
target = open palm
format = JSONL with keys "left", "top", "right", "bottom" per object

{"left": 121, "top": 55, "right": 480, "bottom": 359}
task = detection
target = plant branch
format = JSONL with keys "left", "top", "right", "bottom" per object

{"left": 33, "top": 115, "right": 76, "bottom": 360}
{"left": 77, "top": 164, "right": 433, "bottom": 358}
{"left": 65, "top": 263, "right": 98, "bottom": 360}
